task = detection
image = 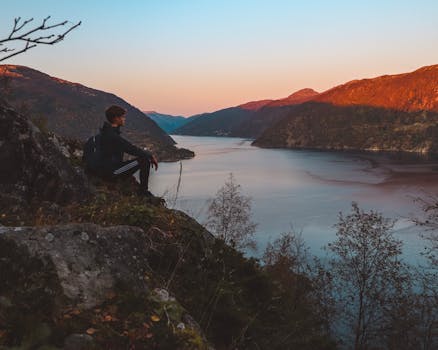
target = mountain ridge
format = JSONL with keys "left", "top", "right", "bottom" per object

{"left": 144, "top": 111, "right": 188, "bottom": 133}
{"left": 0, "top": 65, "right": 194, "bottom": 161}
{"left": 174, "top": 88, "right": 319, "bottom": 137}
{"left": 313, "top": 64, "right": 438, "bottom": 111}
{"left": 253, "top": 64, "right": 438, "bottom": 153}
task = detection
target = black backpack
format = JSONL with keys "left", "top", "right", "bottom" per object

{"left": 83, "top": 133, "right": 103, "bottom": 172}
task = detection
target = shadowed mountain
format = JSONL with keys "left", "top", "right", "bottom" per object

{"left": 174, "top": 107, "right": 255, "bottom": 137}
{"left": 253, "top": 102, "right": 438, "bottom": 153}
{"left": 253, "top": 65, "right": 438, "bottom": 153}
{"left": 145, "top": 111, "right": 188, "bottom": 133}
{"left": 174, "top": 89, "right": 318, "bottom": 137}
{"left": 0, "top": 65, "right": 193, "bottom": 161}
{"left": 237, "top": 88, "right": 319, "bottom": 137}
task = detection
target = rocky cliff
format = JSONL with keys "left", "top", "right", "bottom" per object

{"left": 0, "top": 102, "right": 334, "bottom": 349}
{"left": 0, "top": 102, "right": 92, "bottom": 226}
{"left": 0, "top": 223, "right": 211, "bottom": 349}
{"left": 254, "top": 65, "right": 438, "bottom": 153}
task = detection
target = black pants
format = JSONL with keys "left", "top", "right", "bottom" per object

{"left": 112, "top": 156, "right": 151, "bottom": 190}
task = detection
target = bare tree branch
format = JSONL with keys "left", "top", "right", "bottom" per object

{"left": 0, "top": 47, "right": 14, "bottom": 53}
{"left": 0, "top": 16, "right": 81, "bottom": 62}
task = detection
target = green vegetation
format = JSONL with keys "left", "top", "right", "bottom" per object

{"left": 73, "top": 179, "right": 334, "bottom": 349}
{"left": 2, "top": 168, "right": 437, "bottom": 349}
{"left": 0, "top": 175, "right": 335, "bottom": 349}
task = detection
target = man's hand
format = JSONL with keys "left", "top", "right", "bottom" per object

{"left": 150, "top": 155, "right": 158, "bottom": 170}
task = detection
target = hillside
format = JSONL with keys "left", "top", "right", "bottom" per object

{"left": 174, "top": 89, "right": 318, "bottom": 138}
{"left": 174, "top": 107, "right": 255, "bottom": 136}
{"left": 237, "top": 88, "right": 319, "bottom": 138}
{"left": 254, "top": 65, "right": 438, "bottom": 153}
{"left": 0, "top": 101, "right": 334, "bottom": 349}
{"left": 314, "top": 65, "right": 438, "bottom": 112}
{"left": 145, "top": 111, "right": 190, "bottom": 133}
{"left": 0, "top": 65, "right": 193, "bottom": 161}
{"left": 264, "top": 88, "right": 319, "bottom": 108}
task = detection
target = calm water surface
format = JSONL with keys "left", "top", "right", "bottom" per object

{"left": 149, "top": 136, "right": 438, "bottom": 263}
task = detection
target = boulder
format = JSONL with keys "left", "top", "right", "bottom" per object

{"left": 0, "top": 223, "right": 211, "bottom": 349}
{"left": 0, "top": 223, "right": 151, "bottom": 309}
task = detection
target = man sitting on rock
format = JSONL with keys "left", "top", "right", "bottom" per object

{"left": 99, "top": 105, "right": 158, "bottom": 197}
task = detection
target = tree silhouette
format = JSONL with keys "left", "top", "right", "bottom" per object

{"left": 205, "top": 173, "right": 257, "bottom": 251}
{"left": 327, "top": 203, "right": 406, "bottom": 349}
{"left": 0, "top": 16, "right": 81, "bottom": 62}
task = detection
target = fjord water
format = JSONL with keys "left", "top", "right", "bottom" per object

{"left": 149, "top": 136, "right": 438, "bottom": 263}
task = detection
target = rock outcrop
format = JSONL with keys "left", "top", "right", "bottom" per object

{"left": 0, "top": 99, "right": 334, "bottom": 349}
{"left": 0, "top": 223, "right": 211, "bottom": 349}
{"left": 0, "top": 103, "right": 92, "bottom": 207}
{"left": 0, "top": 223, "right": 152, "bottom": 309}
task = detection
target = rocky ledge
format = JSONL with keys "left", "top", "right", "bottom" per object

{"left": 0, "top": 101, "right": 334, "bottom": 349}
{"left": 0, "top": 103, "right": 92, "bottom": 216}
{"left": 0, "top": 223, "right": 210, "bottom": 349}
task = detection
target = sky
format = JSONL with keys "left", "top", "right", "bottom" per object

{"left": 1, "top": 0, "right": 438, "bottom": 116}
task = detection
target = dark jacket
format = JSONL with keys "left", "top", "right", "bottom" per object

{"left": 100, "top": 122, "right": 152, "bottom": 173}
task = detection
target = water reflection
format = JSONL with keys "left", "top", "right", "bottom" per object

{"left": 149, "top": 136, "right": 438, "bottom": 264}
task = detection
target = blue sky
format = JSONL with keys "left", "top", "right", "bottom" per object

{"left": 1, "top": 0, "right": 438, "bottom": 115}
